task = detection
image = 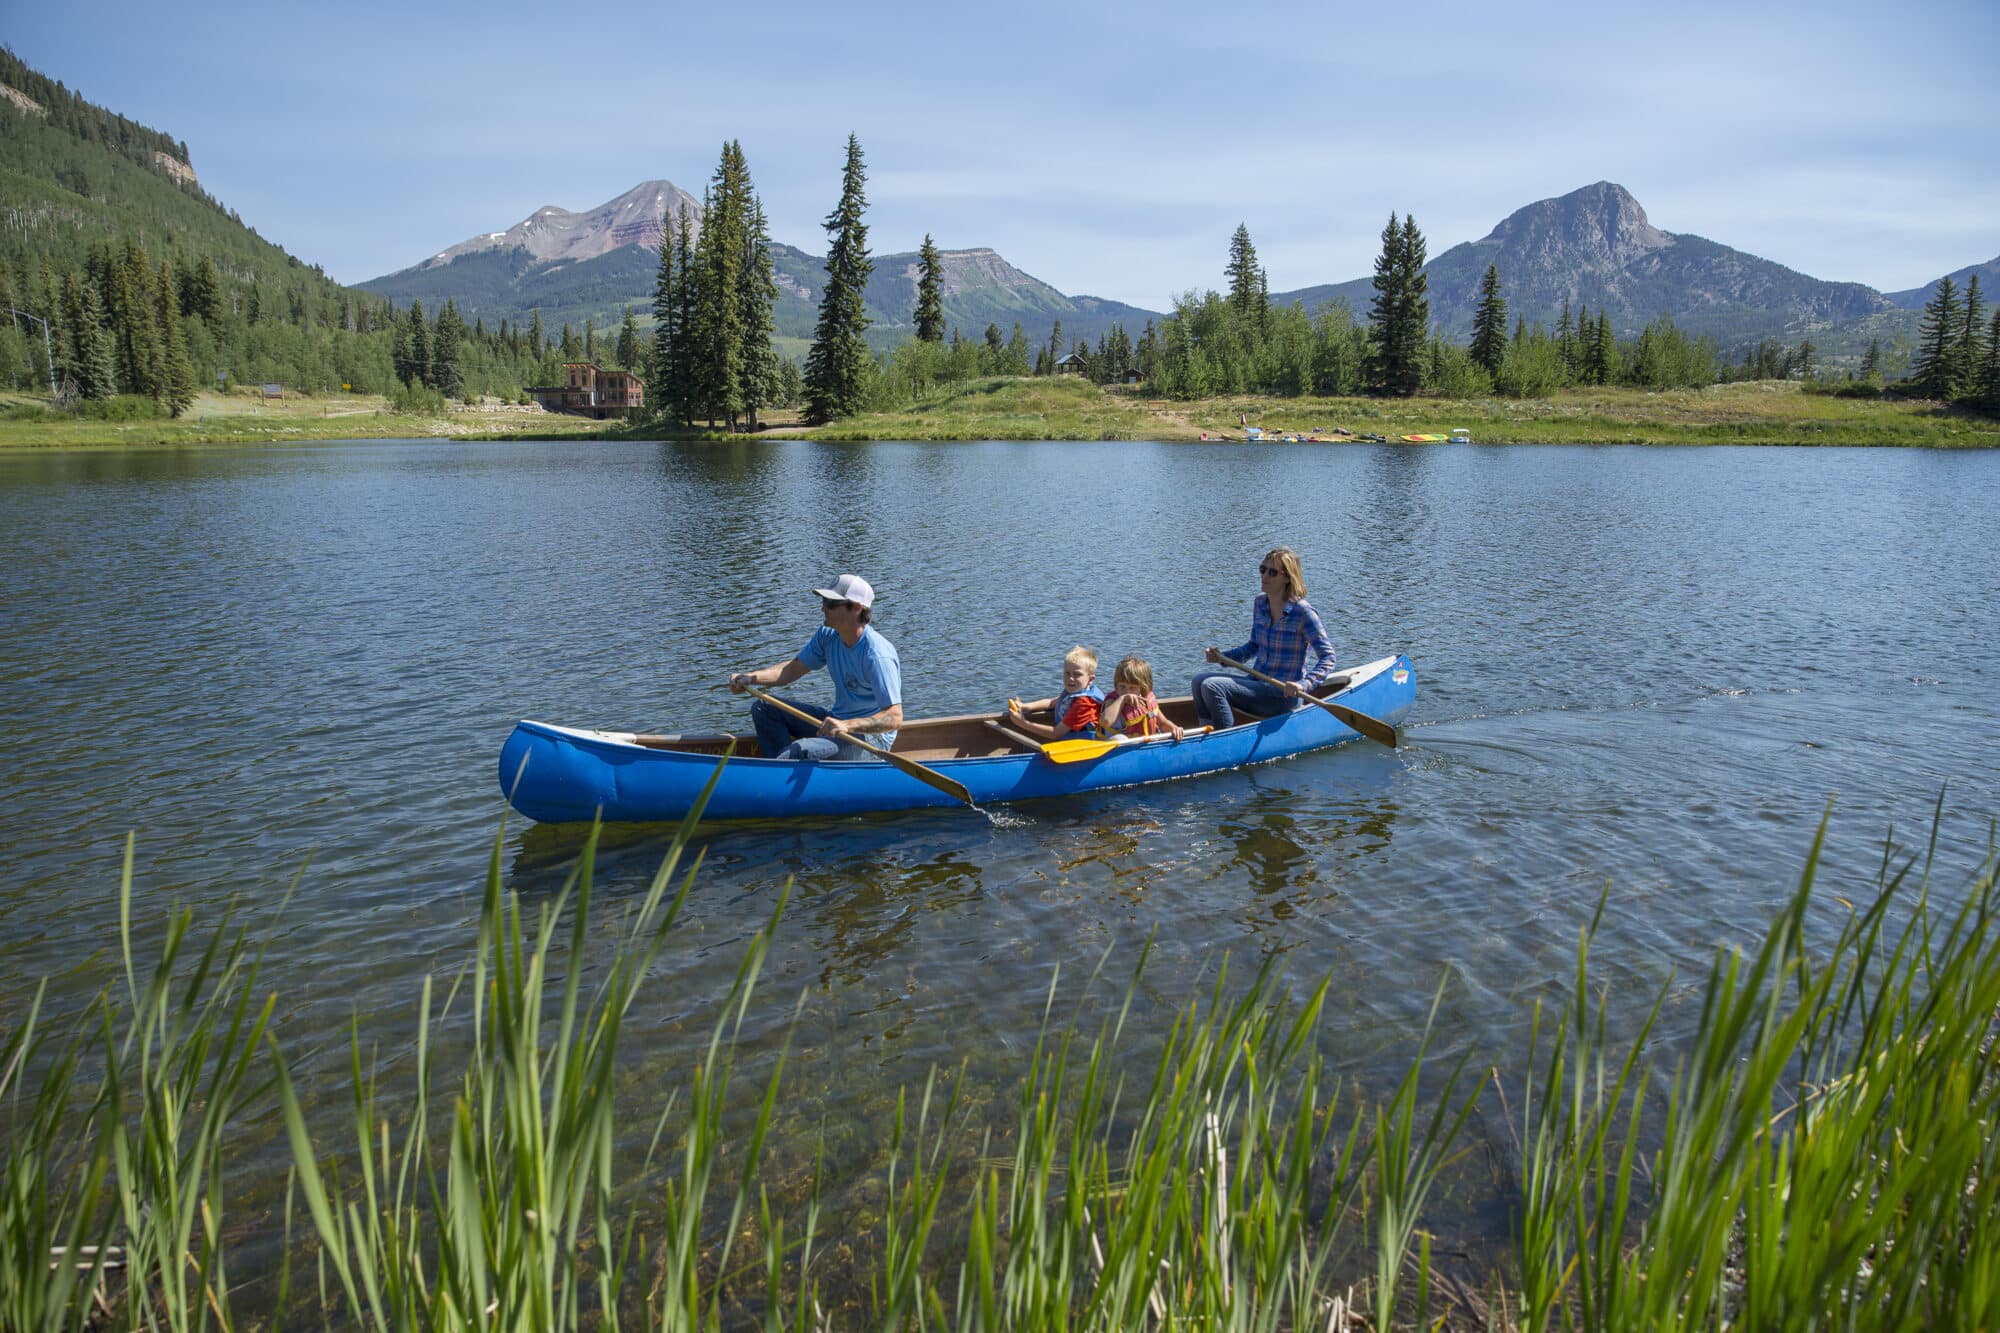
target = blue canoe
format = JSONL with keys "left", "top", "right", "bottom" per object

{"left": 498, "top": 653, "right": 1415, "bottom": 823}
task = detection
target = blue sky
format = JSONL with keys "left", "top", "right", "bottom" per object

{"left": 8, "top": 0, "right": 1995, "bottom": 309}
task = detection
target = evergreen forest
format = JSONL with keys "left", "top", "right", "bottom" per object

{"left": 1, "top": 48, "right": 588, "bottom": 416}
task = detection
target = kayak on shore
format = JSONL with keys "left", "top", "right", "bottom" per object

{"left": 499, "top": 653, "right": 1415, "bottom": 823}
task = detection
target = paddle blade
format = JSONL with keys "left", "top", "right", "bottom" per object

{"left": 1323, "top": 700, "right": 1399, "bottom": 748}
{"left": 1040, "top": 737, "right": 1125, "bottom": 764}
{"left": 1040, "top": 727, "right": 1209, "bottom": 763}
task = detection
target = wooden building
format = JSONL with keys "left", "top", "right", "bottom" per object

{"left": 528, "top": 362, "right": 645, "bottom": 418}
{"left": 1053, "top": 352, "right": 1088, "bottom": 376}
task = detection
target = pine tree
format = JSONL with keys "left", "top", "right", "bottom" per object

{"left": 190, "top": 255, "right": 223, "bottom": 327}
{"left": 246, "top": 281, "right": 262, "bottom": 325}
{"left": 1911, "top": 277, "right": 1963, "bottom": 400}
{"left": 1469, "top": 263, "right": 1507, "bottom": 376}
{"left": 616, "top": 305, "right": 639, "bottom": 372}
{"left": 61, "top": 273, "right": 117, "bottom": 399}
{"left": 1006, "top": 322, "right": 1029, "bottom": 376}
{"left": 152, "top": 260, "right": 197, "bottom": 416}
{"left": 1982, "top": 309, "right": 2000, "bottom": 410}
{"left": 649, "top": 214, "right": 681, "bottom": 420}
{"left": 1045, "top": 318, "right": 1063, "bottom": 374}
{"left": 391, "top": 314, "right": 410, "bottom": 387}
{"left": 528, "top": 309, "right": 545, "bottom": 357}
{"left": 1579, "top": 309, "right": 1605, "bottom": 385}
{"left": 1555, "top": 297, "right": 1576, "bottom": 381}
{"left": 672, "top": 204, "right": 699, "bottom": 424}
{"left": 560, "top": 322, "right": 579, "bottom": 360}
{"left": 692, "top": 143, "right": 755, "bottom": 426}
{"left": 1955, "top": 274, "right": 1984, "bottom": 402}
{"left": 803, "top": 134, "right": 874, "bottom": 424}
{"left": 108, "top": 238, "right": 159, "bottom": 398}
{"left": 1860, "top": 338, "right": 1883, "bottom": 383}
{"left": 914, "top": 233, "right": 945, "bottom": 343}
{"left": 433, "top": 299, "right": 466, "bottom": 398}
{"left": 738, "top": 193, "right": 781, "bottom": 428}
{"left": 584, "top": 315, "right": 596, "bottom": 364}
{"left": 1225, "top": 223, "right": 1267, "bottom": 333}
{"left": 1366, "top": 213, "right": 1428, "bottom": 395}
{"left": 776, "top": 357, "right": 804, "bottom": 408}
{"left": 406, "top": 300, "right": 431, "bottom": 388}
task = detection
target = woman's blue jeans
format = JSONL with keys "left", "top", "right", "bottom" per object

{"left": 1190, "top": 671, "right": 1294, "bottom": 729}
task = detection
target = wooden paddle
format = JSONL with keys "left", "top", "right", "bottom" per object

{"left": 1214, "top": 654, "right": 1398, "bottom": 748}
{"left": 742, "top": 684, "right": 975, "bottom": 807}
{"left": 1042, "top": 726, "right": 1210, "bottom": 764}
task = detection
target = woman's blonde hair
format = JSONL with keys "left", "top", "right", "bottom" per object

{"left": 1263, "top": 546, "right": 1306, "bottom": 602}
{"left": 1113, "top": 655, "right": 1153, "bottom": 694}
{"left": 1063, "top": 645, "right": 1099, "bottom": 674}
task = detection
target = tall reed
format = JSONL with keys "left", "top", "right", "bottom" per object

{"left": 1510, "top": 808, "right": 2000, "bottom": 1330}
{"left": 6, "top": 802, "right": 1998, "bottom": 1330}
{"left": 1, "top": 835, "right": 277, "bottom": 1333}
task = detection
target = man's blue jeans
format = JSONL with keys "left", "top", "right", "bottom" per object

{"left": 750, "top": 696, "right": 871, "bottom": 760}
{"left": 1190, "top": 671, "right": 1295, "bottom": 729}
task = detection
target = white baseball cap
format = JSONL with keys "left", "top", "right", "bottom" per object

{"left": 813, "top": 573, "right": 875, "bottom": 608}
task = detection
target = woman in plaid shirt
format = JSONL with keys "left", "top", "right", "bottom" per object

{"left": 1191, "top": 547, "right": 1336, "bottom": 729}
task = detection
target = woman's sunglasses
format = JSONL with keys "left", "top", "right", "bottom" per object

{"left": 1259, "top": 565, "right": 1282, "bottom": 578}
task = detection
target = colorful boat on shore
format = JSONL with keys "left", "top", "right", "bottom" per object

{"left": 498, "top": 654, "right": 1415, "bottom": 823}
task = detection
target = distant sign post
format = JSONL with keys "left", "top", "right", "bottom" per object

{"left": 263, "top": 383, "right": 282, "bottom": 399}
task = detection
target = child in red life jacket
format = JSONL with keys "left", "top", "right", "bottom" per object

{"left": 1006, "top": 646, "right": 1105, "bottom": 741}
{"left": 1100, "top": 656, "right": 1185, "bottom": 741}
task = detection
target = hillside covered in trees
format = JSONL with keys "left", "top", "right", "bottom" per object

{"left": 0, "top": 48, "right": 579, "bottom": 412}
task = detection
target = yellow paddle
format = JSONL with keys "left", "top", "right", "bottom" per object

{"left": 743, "top": 685, "right": 975, "bottom": 807}
{"left": 1040, "top": 727, "right": 1210, "bottom": 764}
{"left": 1214, "top": 654, "right": 1399, "bottom": 747}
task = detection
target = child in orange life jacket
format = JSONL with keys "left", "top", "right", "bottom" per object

{"left": 1006, "top": 646, "right": 1104, "bottom": 741}
{"left": 1100, "top": 656, "right": 1185, "bottom": 741}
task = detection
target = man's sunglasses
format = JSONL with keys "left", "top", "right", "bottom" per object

{"left": 821, "top": 597, "right": 852, "bottom": 611}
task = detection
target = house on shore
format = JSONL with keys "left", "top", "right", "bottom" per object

{"left": 528, "top": 362, "right": 644, "bottom": 418}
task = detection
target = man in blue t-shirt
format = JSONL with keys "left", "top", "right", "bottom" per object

{"left": 729, "top": 574, "right": 904, "bottom": 761}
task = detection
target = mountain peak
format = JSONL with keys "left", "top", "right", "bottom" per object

{"left": 1480, "top": 180, "right": 1672, "bottom": 267}
{"left": 419, "top": 178, "right": 702, "bottom": 271}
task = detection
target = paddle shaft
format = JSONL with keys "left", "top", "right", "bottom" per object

{"left": 1214, "top": 655, "right": 1398, "bottom": 748}
{"left": 743, "top": 684, "right": 976, "bottom": 807}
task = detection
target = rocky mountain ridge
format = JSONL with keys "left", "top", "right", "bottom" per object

{"left": 420, "top": 179, "right": 704, "bottom": 270}
{"left": 1273, "top": 182, "right": 1905, "bottom": 350}
{"left": 362, "top": 184, "right": 1158, "bottom": 353}
{"left": 363, "top": 177, "right": 1991, "bottom": 360}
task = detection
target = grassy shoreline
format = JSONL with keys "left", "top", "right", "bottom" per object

{"left": 6, "top": 378, "right": 1997, "bottom": 449}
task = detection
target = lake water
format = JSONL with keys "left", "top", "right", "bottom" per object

{"left": 3, "top": 438, "right": 1996, "bottom": 1272}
